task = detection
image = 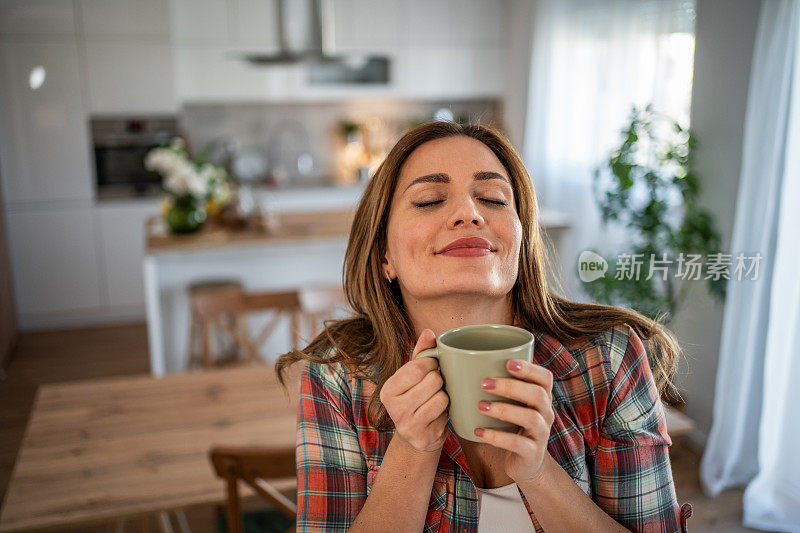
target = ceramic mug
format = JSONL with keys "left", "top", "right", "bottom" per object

{"left": 415, "top": 324, "right": 534, "bottom": 442}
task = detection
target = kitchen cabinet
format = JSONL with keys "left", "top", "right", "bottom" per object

{"left": 0, "top": 41, "right": 94, "bottom": 204}
{"left": 170, "top": 0, "right": 229, "bottom": 44}
{"left": 332, "top": 0, "right": 401, "bottom": 49}
{"left": 0, "top": 0, "right": 76, "bottom": 38}
{"left": 96, "top": 199, "right": 162, "bottom": 310}
{"left": 173, "top": 43, "right": 299, "bottom": 103}
{"left": 78, "top": 0, "right": 171, "bottom": 40}
{"left": 5, "top": 207, "right": 102, "bottom": 321}
{"left": 84, "top": 42, "right": 176, "bottom": 114}
{"left": 234, "top": 0, "right": 280, "bottom": 47}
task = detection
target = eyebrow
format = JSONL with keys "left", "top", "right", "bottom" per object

{"left": 403, "top": 171, "right": 509, "bottom": 192}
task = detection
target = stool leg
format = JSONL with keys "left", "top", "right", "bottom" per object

{"left": 202, "top": 319, "right": 214, "bottom": 370}
{"left": 187, "top": 311, "right": 198, "bottom": 371}
{"left": 235, "top": 313, "right": 251, "bottom": 363}
{"left": 291, "top": 310, "right": 301, "bottom": 352}
{"left": 157, "top": 512, "right": 174, "bottom": 533}
{"left": 226, "top": 476, "right": 243, "bottom": 533}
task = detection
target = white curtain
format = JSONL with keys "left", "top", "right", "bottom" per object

{"left": 522, "top": 0, "right": 696, "bottom": 299}
{"left": 700, "top": 1, "right": 800, "bottom": 530}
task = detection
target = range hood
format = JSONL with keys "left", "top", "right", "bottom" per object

{"left": 241, "top": 0, "right": 350, "bottom": 66}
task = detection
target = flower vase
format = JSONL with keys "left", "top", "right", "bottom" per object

{"left": 165, "top": 194, "right": 207, "bottom": 234}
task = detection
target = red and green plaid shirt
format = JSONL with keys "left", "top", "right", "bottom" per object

{"left": 295, "top": 323, "right": 688, "bottom": 532}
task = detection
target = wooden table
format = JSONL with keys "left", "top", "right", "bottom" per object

{"left": 0, "top": 363, "right": 302, "bottom": 532}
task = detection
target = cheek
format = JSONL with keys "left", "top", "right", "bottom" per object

{"left": 496, "top": 215, "right": 523, "bottom": 253}
{"left": 388, "top": 216, "right": 433, "bottom": 265}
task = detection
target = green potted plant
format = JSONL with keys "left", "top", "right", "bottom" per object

{"left": 584, "top": 104, "right": 726, "bottom": 320}
{"left": 583, "top": 105, "right": 727, "bottom": 403}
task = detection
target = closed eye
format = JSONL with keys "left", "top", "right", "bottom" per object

{"left": 412, "top": 200, "right": 444, "bottom": 208}
{"left": 413, "top": 198, "right": 508, "bottom": 208}
{"left": 481, "top": 198, "right": 508, "bottom": 206}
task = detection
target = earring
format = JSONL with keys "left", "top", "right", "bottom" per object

{"left": 385, "top": 272, "right": 392, "bottom": 282}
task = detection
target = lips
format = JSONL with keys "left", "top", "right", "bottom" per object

{"left": 437, "top": 237, "right": 495, "bottom": 254}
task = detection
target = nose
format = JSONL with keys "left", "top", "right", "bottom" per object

{"left": 447, "top": 195, "right": 486, "bottom": 229}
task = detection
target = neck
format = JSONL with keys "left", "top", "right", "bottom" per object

{"left": 402, "top": 292, "right": 515, "bottom": 341}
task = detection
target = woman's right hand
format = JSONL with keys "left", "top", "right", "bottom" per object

{"left": 380, "top": 329, "right": 450, "bottom": 453}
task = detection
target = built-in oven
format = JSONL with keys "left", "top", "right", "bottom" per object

{"left": 91, "top": 116, "right": 178, "bottom": 199}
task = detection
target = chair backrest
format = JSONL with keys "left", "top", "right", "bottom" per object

{"left": 209, "top": 446, "right": 297, "bottom": 533}
{"left": 190, "top": 286, "right": 348, "bottom": 369}
{"left": 191, "top": 289, "right": 303, "bottom": 367}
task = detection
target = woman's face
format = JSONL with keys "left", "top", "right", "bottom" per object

{"left": 384, "top": 135, "right": 522, "bottom": 300}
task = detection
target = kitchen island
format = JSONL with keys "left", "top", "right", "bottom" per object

{"left": 143, "top": 203, "right": 571, "bottom": 376}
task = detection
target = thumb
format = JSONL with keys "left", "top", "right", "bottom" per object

{"left": 412, "top": 328, "right": 437, "bottom": 359}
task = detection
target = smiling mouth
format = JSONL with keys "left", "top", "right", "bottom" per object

{"left": 436, "top": 237, "right": 495, "bottom": 254}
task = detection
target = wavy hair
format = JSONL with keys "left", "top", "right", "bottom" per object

{"left": 275, "top": 120, "right": 682, "bottom": 431}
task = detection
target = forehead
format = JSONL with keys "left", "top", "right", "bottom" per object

{"left": 398, "top": 136, "right": 508, "bottom": 185}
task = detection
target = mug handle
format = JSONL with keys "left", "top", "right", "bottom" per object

{"left": 415, "top": 347, "right": 439, "bottom": 360}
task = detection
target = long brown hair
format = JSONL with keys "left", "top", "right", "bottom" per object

{"left": 275, "top": 120, "right": 682, "bottom": 431}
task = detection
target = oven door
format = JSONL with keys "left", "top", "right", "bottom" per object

{"left": 94, "top": 143, "right": 163, "bottom": 195}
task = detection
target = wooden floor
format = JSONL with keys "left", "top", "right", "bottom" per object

{"left": 0, "top": 323, "right": 760, "bottom": 532}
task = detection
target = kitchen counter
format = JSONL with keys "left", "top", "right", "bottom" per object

{"left": 145, "top": 208, "right": 356, "bottom": 254}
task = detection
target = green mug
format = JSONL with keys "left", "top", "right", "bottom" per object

{"left": 415, "top": 324, "right": 534, "bottom": 442}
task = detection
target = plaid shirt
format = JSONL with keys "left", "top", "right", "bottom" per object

{"left": 295, "top": 323, "right": 688, "bottom": 532}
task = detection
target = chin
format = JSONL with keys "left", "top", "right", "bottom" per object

{"left": 433, "top": 281, "right": 507, "bottom": 296}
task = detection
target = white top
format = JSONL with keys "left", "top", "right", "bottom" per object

{"left": 476, "top": 482, "right": 536, "bottom": 532}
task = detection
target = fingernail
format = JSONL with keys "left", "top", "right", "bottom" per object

{"left": 478, "top": 400, "right": 491, "bottom": 411}
{"left": 481, "top": 378, "right": 496, "bottom": 390}
{"left": 508, "top": 360, "right": 522, "bottom": 371}
{"left": 474, "top": 428, "right": 485, "bottom": 437}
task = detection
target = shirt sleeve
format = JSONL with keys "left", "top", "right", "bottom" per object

{"left": 592, "top": 326, "right": 682, "bottom": 532}
{"left": 296, "top": 358, "right": 367, "bottom": 532}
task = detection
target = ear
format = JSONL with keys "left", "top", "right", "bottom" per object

{"left": 382, "top": 256, "right": 395, "bottom": 279}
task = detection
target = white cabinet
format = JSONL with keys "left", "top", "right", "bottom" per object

{"left": 0, "top": 41, "right": 94, "bottom": 204}
{"left": 5, "top": 207, "right": 102, "bottom": 319}
{"left": 233, "top": 0, "right": 280, "bottom": 47}
{"left": 332, "top": 0, "right": 401, "bottom": 49}
{"left": 84, "top": 42, "right": 176, "bottom": 114}
{"left": 0, "top": 0, "right": 76, "bottom": 37}
{"left": 174, "top": 44, "right": 300, "bottom": 102}
{"left": 96, "top": 200, "right": 161, "bottom": 309}
{"left": 79, "top": 0, "right": 171, "bottom": 40}
{"left": 78, "top": 0, "right": 176, "bottom": 114}
{"left": 169, "top": 0, "right": 229, "bottom": 44}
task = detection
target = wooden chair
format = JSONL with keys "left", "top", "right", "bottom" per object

{"left": 209, "top": 446, "right": 297, "bottom": 533}
{"left": 187, "top": 288, "right": 303, "bottom": 371}
{"left": 188, "top": 284, "right": 348, "bottom": 371}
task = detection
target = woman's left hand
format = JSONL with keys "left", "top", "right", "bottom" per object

{"left": 474, "top": 359, "right": 555, "bottom": 484}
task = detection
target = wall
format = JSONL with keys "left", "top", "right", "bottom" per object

{"left": 671, "top": 0, "right": 762, "bottom": 450}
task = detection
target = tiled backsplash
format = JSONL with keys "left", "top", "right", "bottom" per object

{"left": 180, "top": 98, "right": 503, "bottom": 189}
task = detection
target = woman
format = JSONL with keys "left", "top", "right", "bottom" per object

{"left": 276, "top": 121, "right": 688, "bottom": 532}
